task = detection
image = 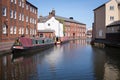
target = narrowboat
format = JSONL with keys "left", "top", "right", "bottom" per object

{"left": 11, "top": 37, "right": 55, "bottom": 54}
{"left": 55, "top": 38, "right": 69, "bottom": 45}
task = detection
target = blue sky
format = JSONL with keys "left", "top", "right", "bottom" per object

{"left": 28, "top": 0, "right": 108, "bottom": 28}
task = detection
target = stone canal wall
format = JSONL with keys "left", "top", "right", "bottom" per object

{"left": 0, "top": 42, "right": 14, "bottom": 55}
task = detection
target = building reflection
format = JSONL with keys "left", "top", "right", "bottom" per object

{"left": 69, "top": 39, "right": 87, "bottom": 49}
{"left": 0, "top": 41, "right": 120, "bottom": 80}
{"left": 45, "top": 45, "right": 63, "bottom": 65}
{"left": 104, "top": 63, "right": 120, "bottom": 80}
{"left": 92, "top": 47, "right": 106, "bottom": 80}
{"left": 70, "top": 39, "right": 87, "bottom": 45}
{"left": 92, "top": 47, "right": 120, "bottom": 80}
{"left": 0, "top": 53, "right": 39, "bottom": 80}
{"left": 103, "top": 48, "right": 120, "bottom": 80}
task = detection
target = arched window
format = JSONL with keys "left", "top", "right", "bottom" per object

{"left": 2, "top": 24, "right": 7, "bottom": 34}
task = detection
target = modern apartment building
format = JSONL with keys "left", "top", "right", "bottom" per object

{"left": 0, "top": 0, "right": 38, "bottom": 42}
{"left": 93, "top": 0, "right": 120, "bottom": 40}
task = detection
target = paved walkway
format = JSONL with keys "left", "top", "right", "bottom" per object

{"left": 0, "top": 42, "right": 14, "bottom": 55}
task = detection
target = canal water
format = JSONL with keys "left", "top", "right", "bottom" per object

{"left": 0, "top": 40, "right": 120, "bottom": 80}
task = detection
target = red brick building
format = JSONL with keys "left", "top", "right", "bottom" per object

{"left": 0, "top": 0, "right": 38, "bottom": 42}
{"left": 38, "top": 10, "right": 86, "bottom": 40}
{"left": 64, "top": 19, "right": 86, "bottom": 39}
{"left": 38, "top": 30, "right": 55, "bottom": 38}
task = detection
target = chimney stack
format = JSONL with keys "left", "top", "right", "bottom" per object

{"left": 69, "top": 17, "right": 73, "bottom": 20}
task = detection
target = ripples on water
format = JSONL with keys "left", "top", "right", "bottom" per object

{"left": 0, "top": 40, "right": 120, "bottom": 80}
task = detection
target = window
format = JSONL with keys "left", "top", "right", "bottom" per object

{"left": 18, "top": 0, "right": 21, "bottom": 6}
{"left": 26, "top": 27, "right": 28, "bottom": 34}
{"left": 35, "top": 10, "right": 36, "bottom": 14}
{"left": 35, "top": 20, "right": 36, "bottom": 24}
{"left": 14, "top": 11, "right": 16, "bottom": 19}
{"left": 22, "top": 3, "right": 24, "bottom": 8}
{"left": 19, "top": 13, "right": 21, "bottom": 20}
{"left": 110, "top": 6, "right": 114, "bottom": 10}
{"left": 112, "top": 27, "right": 114, "bottom": 32}
{"left": 30, "top": 7, "right": 32, "bottom": 12}
{"left": 40, "top": 34, "right": 43, "bottom": 37}
{"left": 2, "top": 24, "right": 7, "bottom": 34}
{"left": 19, "top": 27, "right": 21, "bottom": 34}
{"left": 2, "top": 7, "right": 6, "bottom": 16}
{"left": 22, "top": 27, "right": 24, "bottom": 34}
{"left": 48, "top": 23, "right": 50, "bottom": 26}
{"left": 33, "top": 18, "right": 34, "bottom": 24}
{"left": 26, "top": 16, "right": 28, "bottom": 22}
{"left": 10, "top": 26, "right": 13, "bottom": 34}
{"left": 30, "top": 28, "right": 32, "bottom": 35}
{"left": 10, "top": 10, "right": 13, "bottom": 18}
{"left": 14, "top": 26, "right": 17, "bottom": 34}
{"left": 22, "top": 14, "right": 24, "bottom": 21}
{"left": 32, "top": 8, "right": 34, "bottom": 13}
{"left": 30, "top": 18, "right": 31, "bottom": 23}
{"left": 34, "top": 30, "right": 36, "bottom": 35}
{"left": 14, "top": 0, "right": 16, "bottom": 4}
{"left": 99, "top": 30, "right": 103, "bottom": 37}
{"left": 26, "top": 4, "right": 29, "bottom": 10}
{"left": 11, "top": 0, "right": 13, "bottom": 2}
{"left": 110, "top": 16, "right": 114, "bottom": 21}
{"left": 30, "top": 18, "right": 33, "bottom": 23}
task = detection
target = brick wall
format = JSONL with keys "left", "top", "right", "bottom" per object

{"left": 64, "top": 22, "right": 86, "bottom": 39}
{"left": 0, "top": 0, "right": 38, "bottom": 42}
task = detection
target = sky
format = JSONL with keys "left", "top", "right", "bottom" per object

{"left": 28, "top": 0, "right": 109, "bottom": 29}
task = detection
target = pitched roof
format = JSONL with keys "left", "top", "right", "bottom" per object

{"left": 55, "top": 16, "right": 86, "bottom": 25}
{"left": 93, "top": 0, "right": 120, "bottom": 11}
{"left": 38, "top": 15, "right": 86, "bottom": 25}
{"left": 26, "top": 1, "right": 38, "bottom": 9}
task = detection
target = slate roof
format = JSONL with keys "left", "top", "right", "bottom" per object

{"left": 38, "top": 15, "right": 86, "bottom": 25}
{"left": 38, "top": 16, "right": 48, "bottom": 23}
{"left": 55, "top": 16, "right": 86, "bottom": 25}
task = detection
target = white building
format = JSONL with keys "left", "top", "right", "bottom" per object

{"left": 38, "top": 17, "right": 64, "bottom": 38}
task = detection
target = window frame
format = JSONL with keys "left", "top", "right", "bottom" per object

{"left": 2, "top": 7, "right": 7, "bottom": 16}
{"left": 10, "top": 10, "right": 13, "bottom": 18}
{"left": 2, "top": 24, "right": 7, "bottom": 34}
{"left": 110, "top": 6, "right": 114, "bottom": 10}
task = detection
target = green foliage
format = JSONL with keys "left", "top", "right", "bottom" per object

{"left": 56, "top": 18, "right": 66, "bottom": 35}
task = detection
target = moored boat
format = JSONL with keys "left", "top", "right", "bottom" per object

{"left": 55, "top": 37, "right": 69, "bottom": 45}
{"left": 11, "top": 37, "right": 55, "bottom": 54}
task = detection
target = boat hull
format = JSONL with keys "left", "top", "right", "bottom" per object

{"left": 12, "top": 43, "right": 54, "bottom": 55}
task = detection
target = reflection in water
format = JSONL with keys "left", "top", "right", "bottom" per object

{"left": 104, "top": 63, "right": 120, "bottom": 80}
{"left": 0, "top": 40, "right": 120, "bottom": 80}
{"left": 103, "top": 48, "right": 120, "bottom": 80}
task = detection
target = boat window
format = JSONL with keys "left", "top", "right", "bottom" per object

{"left": 14, "top": 39, "right": 22, "bottom": 46}
{"left": 40, "top": 34, "right": 43, "bottom": 37}
{"left": 42, "top": 40, "right": 44, "bottom": 43}
{"left": 36, "top": 40, "right": 38, "bottom": 44}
